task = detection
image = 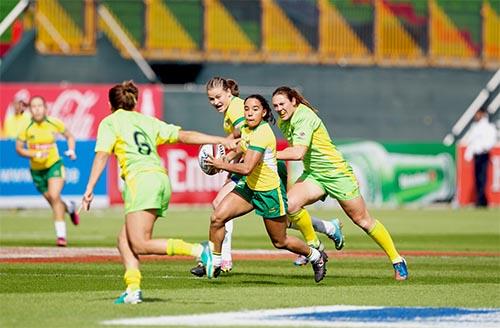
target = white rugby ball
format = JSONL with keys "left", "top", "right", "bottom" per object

{"left": 198, "top": 144, "right": 226, "bottom": 175}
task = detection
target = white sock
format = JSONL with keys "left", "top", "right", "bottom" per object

{"left": 311, "top": 217, "right": 335, "bottom": 235}
{"left": 221, "top": 220, "right": 233, "bottom": 262}
{"left": 213, "top": 254, "right": 222, "bottom": 267}
{"left": 307, "top": 247, "right": 321, "bottom": 263}
{"left": 54, "top": 221, "right": 66, "bottom": 238}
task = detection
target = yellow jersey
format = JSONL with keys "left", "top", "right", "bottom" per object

{"left": 18, "top": 116, "right": 66, "bottom": 170}
{"left": 240, "top": 122, "right": 280, "bottom": 191}
{"left": 223, "top": 96, "right": 245, "bottom": 135}
{"left": 4, "top": 112, "right": 31, "bottom": 139}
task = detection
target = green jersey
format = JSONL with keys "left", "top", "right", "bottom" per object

{"left": 95, "top": 109, "right": 180, "bottom": 179}
{"left": 278, "top": 104, "right": 351, "bottom": 176}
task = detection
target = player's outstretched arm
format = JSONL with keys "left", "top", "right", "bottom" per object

{"left": 62, "top": 129, "right": 77, "bottom": 160}
{"left": 277, "top": 145, "right": 308, "bottom": 161}
{"left": 178, "top": 130, "right": 239, "bottom": 150}
{"left": 82, "top": 151, "right": 109, "bottom": 211}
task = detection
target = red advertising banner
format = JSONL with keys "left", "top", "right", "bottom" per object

{"left": 0, "top": 83, "right": 163, "bottom": 139}
{"left": 457, "top": 143, "right": 500, "bottom": 206}
{"left": 108, "top": 141, "right": 290, "bottom": 205}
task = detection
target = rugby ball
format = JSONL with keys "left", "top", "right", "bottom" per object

{"left": 198, "top": 144, "right": 226, "bottom": 175}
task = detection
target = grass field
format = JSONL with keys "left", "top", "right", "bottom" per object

{"left": 1, "top": 206, "right": 499, "bottom": 327}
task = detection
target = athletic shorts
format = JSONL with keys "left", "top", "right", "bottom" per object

{"left": 123, "top": 171, "right": 171, "bottom": 217}
{"left": 233, "top": 180, "right": 288, "bottom": 219}
{"left": 30, "top": 160, "right": 65, "bottom": 194}
{"left": 298, "top": 168, "right": 360, "bottom": 201}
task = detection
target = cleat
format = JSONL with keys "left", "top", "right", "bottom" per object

{"left": 393, "top": 258, "right": 408, "bottom": 281}
{"left": 200, "top": 241, "right": 214, "bottom": 279}
{"left": 293, "top": 255, "right": 309, "bottom": 266}
{"left": 68, "top": 201, "right": 80, "bottom": 226}
{"left": 56, "top": 237, "right": 67, "bottom": 247}
{"left": 293, "top": 242, "right": 325, "bottom": 266}
{"left": 328, "top": 219, "right": 344, "bottom": 250}
{"left": 114, "top": 289, "right": 143, "bottom": 304}
{"left": 221, "top": 260, "right": 232, "bottom": 273}
{"left": 190, "top": 262, "right": 206, "bottom": 277}
{"left": 213, "top": 266, "right": 222, "bottom": 278}
{"left": 311, "top": 250, "right": 328, "bottom": 283}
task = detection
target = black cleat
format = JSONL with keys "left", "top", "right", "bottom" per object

{"left": 311, "top": 250, "right": 328, "bottom": 283}
{"left": 213, "top": 266, "right": 222, "bottom": 278}
{"left": 190, "top": 263, "right": 206, "bottom": 277}
{"left": 190, "top": 263, "right": 222, "bottom": 278}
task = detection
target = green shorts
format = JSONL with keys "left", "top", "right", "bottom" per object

{"left": 30, "top": 160, "right": 64, "bottom": 194}
{"left": 233, "top": 180, "right": 288, "bottom": 219}
{"left": 123, "top": 171, "right": 171, "bottom": 217}
{"left": 298, "top": 167, "right": 360, "bottom": 201}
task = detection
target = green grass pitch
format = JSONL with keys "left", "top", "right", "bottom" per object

{"left": 1, "top": 207, "right": 499, "bottom": 327}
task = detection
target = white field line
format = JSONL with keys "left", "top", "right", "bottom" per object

{"left": 100, "top": 305, "right": 500, "bottom": 328}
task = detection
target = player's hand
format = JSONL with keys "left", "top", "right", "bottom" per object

{"left": 206, "top": 155, "right": 224, "bottom": 170}
{"left": 64, "top": 149, "right": 77, "bottom": 160}
{"left": 33, "top": 150, "right": 49, "bottom": 159}
{"left": 81, "top": 190, "right": 94, "bottom": 212}
{"left": 222, "top": 138, "right": 240, "bottom": 150}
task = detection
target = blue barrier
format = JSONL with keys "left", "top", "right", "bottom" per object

{"left": 0, "top": 140, "right": 107, "bottom": 207}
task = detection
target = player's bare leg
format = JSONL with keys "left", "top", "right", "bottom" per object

{"left": 45, "top": 177, "right": 67, "bottom": 246}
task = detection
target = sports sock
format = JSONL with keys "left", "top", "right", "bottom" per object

{"left": 221, "top": 221, "right": 233, "bottom": 262}
{"left": 54, "top": 221, "right": 66, "bottom": 238}
{"left": 166, "top": 239, "right": 201, "bottom": 257}
{"left": 124, "top": 268, "right": 141, "bottom": 291}
{"left": 213, "top": 252, "right": 222, "bottom": 267}
{"left": 311, "top": 217, "right": 335, "bottom": 235}
{"left": 288, "top": 209, "right": 321, "bottom": 248}
{"left": 306, "top": 247, "right": 321, "bottom": 263}
{"left": 368, "top": 220, "right": 402, "bottom": 263}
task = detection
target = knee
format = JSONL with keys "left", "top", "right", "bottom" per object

{"left": 350, "top": 210, "right": 374, "bottom": 231}
{"left": 210, "top": 211, "right": 226, "bottom": 229}
{"left": 270, "top": 237, "right": 287, "bottom": 250}
{"left": 129, "top": 239, "right": 148, "bottom": 255}
{"left": 287, "top": 198, "right": 300, "bottom": 215}
{"left": 46, "top": 193, "right": 60, "bottom": 205}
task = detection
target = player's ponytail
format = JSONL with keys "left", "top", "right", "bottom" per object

{"left": 272, "top": 86, "right": 318, "bottom": 113}
{"left": 206, "top": 77, "right": 240, "bottom": 97}
{"left": 109, "top": 80, "right": 139, "bottom": 111}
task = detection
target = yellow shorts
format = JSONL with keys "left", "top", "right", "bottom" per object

{"left": 123, "top": 171, "right": 171, "bottom": 217}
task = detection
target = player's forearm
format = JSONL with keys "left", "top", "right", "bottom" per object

{"left": 277, "top": 146, "right": 306, "bottom": 161}
{"left": 86, "top": 152, "right": 109, "bottom": 191}
{"left": 66, "top": 135, "right": 76, "bottom": 153}
{"left": 219, "top": 161, "right": 254, "bottom": 176}
{"left": 178, "top": 131, "right": 225, "bottom": 145}
{"left": 15, "top": 143, "right": 36, "bottom": 159}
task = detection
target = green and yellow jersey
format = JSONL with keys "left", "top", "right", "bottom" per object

{"left": 239, "top": 122, "right": 280, "bottom": 191}
{"left": 18, "top": 116, "right": 65, "bottom": 170}
{"left": 95, "top": 109, "right": 180, "bottom": 180}
{"left": 223, "top": 96, "right": 245, "bottom": 135}
{"left": 278, "top": 104, "right": 352, "bottom": 176}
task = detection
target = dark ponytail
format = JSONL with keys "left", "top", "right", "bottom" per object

{"left": 109, "top": 80, "right": 139, "bottom": 111}
{"left": 272, "top": 86, "right": 318, "bottom": 113}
